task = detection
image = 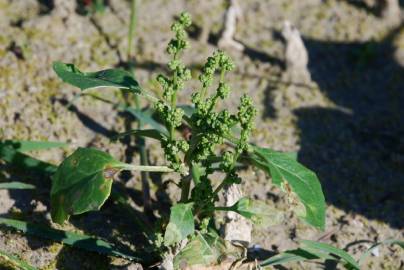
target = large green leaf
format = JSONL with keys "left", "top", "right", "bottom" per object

{"left": 300, "top": 240, "right": 360, "bottom": 270}
{"left": 250, "top": 147, "right": 326, "bottom": 230}
{"left": 164, "top": 203, "right": 194, "bottom": 246}
{"left": 174, "top": 232, "right": 227, "bottom": 268}
{"left": 51, "top": 148, "right": 123, "bottom": 224}
{"left": 0, "top": 218, "right": 139, "bottom": 261}
{"left": 0, "top": 140, "right": 68, "bottom": 152}
{"left": 228, "top": 197, "right": 283, "bottom": 226}
{"left": 0, "top": 248, "right": 37, "bottom": 270}
{"left": 53, "top": 62, "right": 141, "bottom": 93}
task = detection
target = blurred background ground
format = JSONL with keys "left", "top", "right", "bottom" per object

{"left": 0, "top": 0, "right": 403, "bottom": 269}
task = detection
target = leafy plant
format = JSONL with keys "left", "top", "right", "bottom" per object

{"left": 49, "top": 12, "right": 329, "bottom": 267}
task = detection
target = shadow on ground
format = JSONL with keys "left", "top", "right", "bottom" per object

{"left": 283, "top": 23, "right": 404, "bottom": 228}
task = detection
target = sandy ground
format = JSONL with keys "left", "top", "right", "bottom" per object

{"left": 0, "top": 0, "right": 403, "bottom": 269}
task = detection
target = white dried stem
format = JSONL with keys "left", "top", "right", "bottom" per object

{"left": 223, "top": 184, "right": 252, "bottom": 246}
{"left": 218, "top": 0, "right": 244, "bottom": 51}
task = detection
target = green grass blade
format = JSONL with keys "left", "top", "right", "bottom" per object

{"left": 112, "top": 129, "right": 167, "bottom": 141}
{"left": 0, "top": 249, "right": 37, "bottom": 270}
{"left": 300, "top": 240, "right": 360, "bottom": 269}
{"left": 0, "top": 140, "right": 68, "bottom": 152}
{"left": 0, "top": 144, "right": 57, "bottom": 175}
{"left": 0, "top": 182, "right": 36, "bottom": 190}
{"left": 359, "top": 239, "right": 404, "bottom": 265}
{"left": 0, "top": 218, "right": 140, "bottom": 261}
{"left": 259, "top": 249, "right": 320, "bottom": 267}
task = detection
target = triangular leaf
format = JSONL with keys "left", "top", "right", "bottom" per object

{"left": 174, "top": 231, "right": 227, "bottom": 268}
{"left": 51, "top": 148, "right": 122, "bottom": 224}
{"left": 230, "top": 197, "right": 283, "bottom": 226}
{"left": 250, "top": 147, "right": 326, "bottom": 230}
{"left": 164, "top": 203, "right": 194, "bottom": 246}
{"left": 53, "top": 62, "right": 141, "bottom": 93}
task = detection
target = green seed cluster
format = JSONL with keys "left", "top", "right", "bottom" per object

{"left": 191, "top": 176, "right": 215, "bottom": 216}
{"left": 189, "top": 51, "right": 237, "bottom": 163}
{"left": 154, "top": 12, "right": 192, "bottom": 173}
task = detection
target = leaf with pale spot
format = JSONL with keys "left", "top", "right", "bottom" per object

{"left": 248, "top": 146, "right": 326, "bottom": 230}
{"left": 51, "top": 148, "right": 122, "bottom": 224}
{"left": 164, "top": 203, "right": 194, "bottom": 246}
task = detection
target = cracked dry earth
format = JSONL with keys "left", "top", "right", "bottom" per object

{"left": 0, "top": 0, "right": 403, "bottom": 269}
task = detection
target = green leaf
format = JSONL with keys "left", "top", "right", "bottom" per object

{"left": 250, "top": 147, "right": 326, "bottom": 230}
{"left": 0, "top": 140, "right": 68, "bottom": 152}
{"left": 300, "top": 240, "right": 360, "bottom": 270}
{"left": 0, "top": 182, "right": 36, "bottom": 190}
{"left": 53, "top": 62, "right": 141, "bottom": 94}
{"left": 229, "top": 197, "right": 283, "bottom": 226}
{"left": 0, "top": 217, "right": 139, "bottom": 261}
{"left": 0, "top": 248, "right": 37, "bottom": 270}
{"left": 177, "top": 104, "right": 195, "bottom": 118}
{"left": 174, "top": 231, "right": 227, "bottom": 268}
{"left": 113, "top": 129, "right": 167, "bottom": 141}
{"left": 164, "top": 203, "right": 194, "bottom": 246}
{"left": 125, "top": 107, "right": 168, "bottom": 135}
{"left": 359, "top": 239, "right": 404, "bottom": 265}
{"left": 51, "top": 148, "right": 123, "bottom": 224}
{"left": 259, "top": 249, "right": 321, "bottom": 267}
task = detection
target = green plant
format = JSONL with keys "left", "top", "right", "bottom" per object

{"left": 49, "top": 12, "right": 328, "bottom": 267}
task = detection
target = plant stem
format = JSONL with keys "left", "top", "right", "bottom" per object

{"left": 126, "top": 0, "right": 152, "bottom": 213}
{"left": 214, "top": 206, "right": 233, "bottom": 211}
{"left": 180, "top": 174, "right": 192, "bottom": 202}
{"left": 115, "top": 163, "right": 174, "bottom": 173}
{"left": 127, "top": 0, "right": 137, "bottom": 62}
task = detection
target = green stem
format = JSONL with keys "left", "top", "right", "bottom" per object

{"left": 214, "top": 206, "right": 233, "bottom": 211}
{"left": 115, "top": 163, "right": 173, "bottom": 173}
{"left": 180, "top": 174, "right": 192, "bottom": 202}
{"left": 127, "top": 0, "right": 137, "bottom": 62}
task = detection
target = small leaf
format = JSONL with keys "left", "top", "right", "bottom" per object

{"left": 0, "top": 248, "right": 37, "bottom": 270}
{"left": 0, "top": 182, "right": 35, "bottom": 190}
{"left": 113, "top": 129, "right": 167, "bottom": 141}
{"left": 300, "top": 240, "right": 360, "bottom": 270}
{"left": 359, "top": 239, "right": 404, "bottom": 265}
{"left": 250, "top": 147, "right": 326, "bottom": 230}
{"left": 177, "top": 104, "right": 195, "bottom": 118}
{"left": 0, "top": 140, "right": 68, "bottom": 152}
{"left": 259, "top": 249, "right": 321, "bottom": 267}
{"left": 0, "top": 217, "right": 139, "bottom": 261}
{"left": 53, "top": 62, "right": 141, "bottom": 93}
{"left": 125, "top": 107, "right": 168, "bottom": 135}
{"left": 230, "top": 197, "right": 283, "bottom": 226}
{"left": 164, "top": 203, "right": 194, "bottom": 246}
{"left": 51, "top": 148, "right": 123, "bottom": 224}
{"left": 174, "top": 231, "right": 227, "bottom": 268}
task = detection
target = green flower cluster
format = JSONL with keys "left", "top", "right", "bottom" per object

{"left": 154, "top": 12, "right": 192, "bottom": 173}
{"left": 189, "top": 51, "right": 238, "bottom": 163}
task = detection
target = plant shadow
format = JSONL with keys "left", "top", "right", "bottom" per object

{"left": 265, "top": 22, "right": 404, "bottom": 228}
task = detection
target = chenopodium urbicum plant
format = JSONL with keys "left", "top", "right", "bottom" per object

{"left": 51, "top": 12, "right": 325, "bottom": 268}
